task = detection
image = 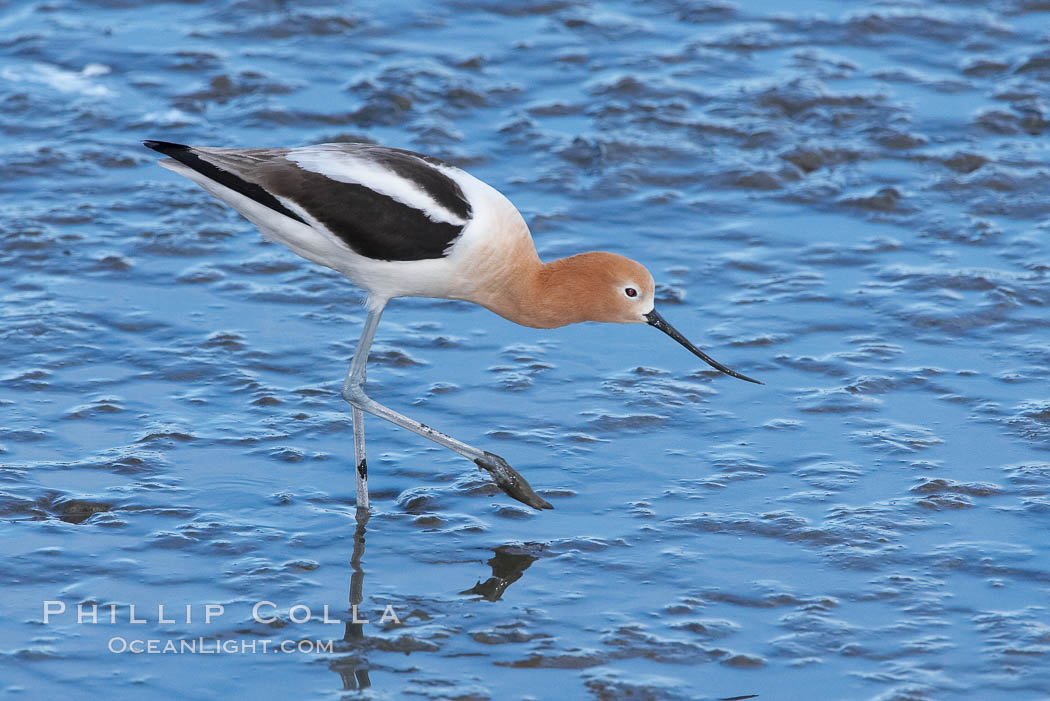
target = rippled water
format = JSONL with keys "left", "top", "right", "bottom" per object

{"left": 3, "top": 0, "right": 1050, "bottom": 698}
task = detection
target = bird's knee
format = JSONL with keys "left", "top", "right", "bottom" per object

{"left": 341, "top": 382, "right": 367, "bottom": 405}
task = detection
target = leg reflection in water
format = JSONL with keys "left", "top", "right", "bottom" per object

{"left": 460, "top": 543, "right": 545, "bottom": 602}
{"left": 330, "top": 519, "right": 546, "bottom": 690}
{"left": 330, "top": 506, "right": 371, "bottom": 691}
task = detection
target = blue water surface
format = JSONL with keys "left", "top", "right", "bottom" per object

{"left": 2, "top": 0, "right": 1050, "bottom": 699}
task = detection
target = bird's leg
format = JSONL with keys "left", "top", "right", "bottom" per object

{"left": 346, "top": 311, "right": 376, "bottom": 511}
{"left": 351, "top": 405, "right": 367, "bottom": 510}
{"left": 340, "top": 304, "right": 552, "bottom": 510}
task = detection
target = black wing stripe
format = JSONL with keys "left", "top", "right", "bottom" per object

{"left": 368, "top": 147, "right": 473, "bottom": 221}
{"left": 262, "top": 165, "right": 464, "bottom": 261}
{"left": 143, "top": 140, "right": 307, "bottom": 225}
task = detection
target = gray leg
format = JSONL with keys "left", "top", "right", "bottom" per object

{"left": 352, "top": 407, "right": 368, "bottom": 510}
{"left": 340, "top": 303, "right": 552, "bottom": 511}
{"left": 346, "top": 311, "right": 376, "bottom": 511}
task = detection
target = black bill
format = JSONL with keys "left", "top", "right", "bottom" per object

{"left": 645, "top": 310, "right": 762, "bottom": 384}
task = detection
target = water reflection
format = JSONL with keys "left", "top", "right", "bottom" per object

{"left": 327, "top": 509, "right": 546, "bottom": 690}
{"left": 460, "top": 543, "right": 544, "bottom": 602}
{"left": 331, "top": 506, "right": 371, "bottom": 692}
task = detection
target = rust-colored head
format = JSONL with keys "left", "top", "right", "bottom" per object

{"left": 550, "top": 251, "right": 656, "bottom": 325}
{"left": 494, "top": 251, "right": 761, "bottom": 384}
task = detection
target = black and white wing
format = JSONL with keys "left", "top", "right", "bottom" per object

{"left": 143, "top": 140, "right": 473, "bottom": 262}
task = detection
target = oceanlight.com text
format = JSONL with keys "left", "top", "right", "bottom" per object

{"left": 108, "top": 637, "right": 335, "bottom": 655}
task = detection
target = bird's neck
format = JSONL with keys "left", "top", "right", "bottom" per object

{"left": 477, "top": 254, "right": 604, "bottom": 329}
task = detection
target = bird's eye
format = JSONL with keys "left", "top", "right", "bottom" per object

{"left": 624, "top": 287, "right": 638, "bottom": 298}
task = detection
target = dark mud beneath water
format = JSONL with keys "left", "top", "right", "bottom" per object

{"left": 3, "top": 0, "right": 1050, "bottom": 698}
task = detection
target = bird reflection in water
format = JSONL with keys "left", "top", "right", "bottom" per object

{"left": 460, "top": 543, "right": 544, "bottom": 602}
{"left": 329, "top": 511, "right": 545, "bottom": 691}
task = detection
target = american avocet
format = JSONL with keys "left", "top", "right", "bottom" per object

{"left": 144, "top": 140, "right": 760, "bottom": 512}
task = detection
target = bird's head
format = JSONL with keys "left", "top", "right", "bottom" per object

{"left": 568, "top": 251, "right": 657, "bottom": 325}
{"left": 550, "top": 252, "right": 761, "bottom": 384}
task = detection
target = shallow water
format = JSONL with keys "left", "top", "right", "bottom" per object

{"left": 3, "top": 0, "right": 1050, "bottom": 698}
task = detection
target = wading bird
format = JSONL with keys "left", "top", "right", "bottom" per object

{"left": 144, "top": 140, "right": 760, "bottom": 512}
